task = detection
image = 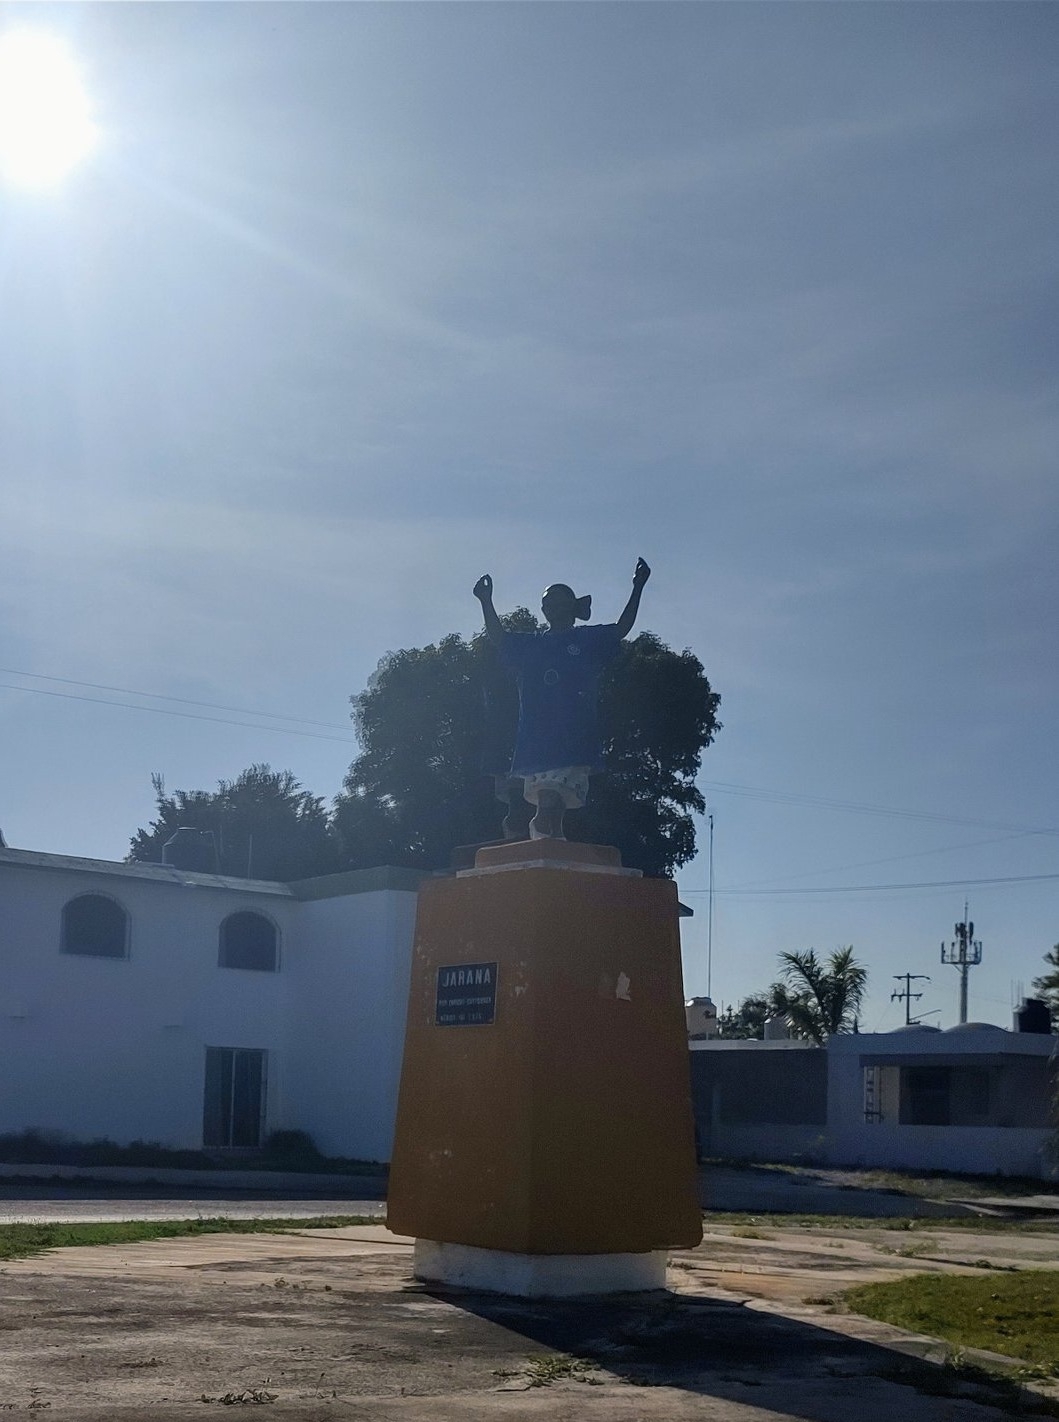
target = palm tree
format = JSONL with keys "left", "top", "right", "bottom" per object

{"left": 1031, "top": 944, "right": 1059, "bottom": 1028}
{"left": 773, "top": 947, "right": 868, "bottom": 1045}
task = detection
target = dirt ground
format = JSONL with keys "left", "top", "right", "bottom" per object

{"left": 2, "top": 1221, "right": 1059, "bottom": 1420}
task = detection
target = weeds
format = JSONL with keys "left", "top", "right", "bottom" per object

{"left": 200, "top": 1388, "right": 278, "bottom": 1405}
{"left": 523, "top": 1355, "right": 598, "bottom": 1388}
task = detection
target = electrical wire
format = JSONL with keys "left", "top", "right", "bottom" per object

{"left": 682, "top": 871, "right": 1059, "bottom": 897}
{"left": 716, "top": 830, "right": 1039, "bottom": 892}
{"left": 0, "top": 682, "right": 355, "bottom": 743}
{"left": 701, "top": 779, "right": 1059, "bottom": 837}
{"left": 0, "top": 667, "right": 350, "bottom": 730}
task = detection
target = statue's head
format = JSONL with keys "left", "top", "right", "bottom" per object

{"left": 541, "top": 584, "right": 592, "bottom": 630}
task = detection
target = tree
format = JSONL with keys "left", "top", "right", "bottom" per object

{"left": 718, "top": 948, "right": 868, "bottom": 1043}
{"left": 334, "top": 613, "right": 721, "bottom": 877}
{"left": 128, "top": 764, "right": 340, "bottom": 882}
{"left": 1032, "top": 944, "right": 1059, "bottom": 1027}
{"left": 774, "top": 947, "right": 868, "bottom": 1044}
{"left": 715, "top": 992, "right": 778, "bottom": 1040}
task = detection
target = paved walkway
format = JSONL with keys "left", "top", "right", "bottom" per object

{"left": 4, "top": 1160, "right": 1040, "bottom": 1223}
{"left": 0, "top": 1194, "right": 385, "bottom": 1223}
{"left": 2, "top": 1220, "right": 1058, "bottom": 1419}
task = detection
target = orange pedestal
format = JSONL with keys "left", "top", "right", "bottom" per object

{"left": 387, "top": 842, "right": 702, "bottom": 1260}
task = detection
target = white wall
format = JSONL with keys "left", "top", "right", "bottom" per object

{"left": 826, "top": 1030, "right": 1055, "bottom": 1178}
{"left": 826, "top": 1123, "right": 1051, "bottom": 1177}
{"left": 0, "top": 860, "right": 296, "bottom": 1148}
{"left": 282, "top": 888, "right": 418, "bottom": 1162}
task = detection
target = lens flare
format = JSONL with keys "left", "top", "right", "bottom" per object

{"left": 0, "top": 30, "right": 98, "bottom": 188}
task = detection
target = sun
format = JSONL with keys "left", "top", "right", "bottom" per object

{"left": 0, "top": 30, "right": 98, "bottom": 189}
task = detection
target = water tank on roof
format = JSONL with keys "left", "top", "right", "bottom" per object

{"left": 162, "top": 827, "right": 218, "bottom": 873}
{"left": 763, "top": 1014, "right": 790, "bottom": 1040}
{"left": 945, "top": 1021, "right": 1005, "bottom": 1032}
{"left": 1014, "top": 997, "right": 1052, "bottom": 1035}
{"left": 685, "top": 996, "right": 718, "bottom": 1037}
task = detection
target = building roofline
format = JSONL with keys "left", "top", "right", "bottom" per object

{"left": 288, "top": 865, "right": 428, "bottom": 899}
{"left": 0, "top": 846, "right": 428, "bottom": 900}
{"left": 0, "top": 847, "right": 294, "bottom": 896}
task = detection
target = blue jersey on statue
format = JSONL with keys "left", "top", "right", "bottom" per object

{"left": 498, "top": 623, "right": 622, "bottom": 775}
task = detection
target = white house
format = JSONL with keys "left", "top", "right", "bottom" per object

{"left": 690, "top": 1022, "right": 1057, "bottom": 1179}
{"left": 0, "top": 845, "right": 423, "bottom": 1162}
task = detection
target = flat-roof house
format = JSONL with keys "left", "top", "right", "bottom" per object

{"left": 690, "top": 1022, "right": 1057, "bottom": 1179}
{"left": 0, "top": 846, "right": 423, "bottom": 1161}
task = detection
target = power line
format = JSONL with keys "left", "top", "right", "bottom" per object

{"left": 0, "top": 682, "right": 355, "bottom": 744}
{"left": 718, "top": 830, "right": 1038, "bottom": 893}
{"left": 701, "top": 779, "right": 1059, "bottom": 838}
{"left": 0, "top": 667, "right": 350, "bottom": 731}
{"left": 683, "top": 872, "right": 1059, "bottom": 897}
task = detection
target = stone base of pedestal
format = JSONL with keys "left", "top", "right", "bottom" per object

{"left": 413, "top": 1239, "right": 667, "bottom": 1297}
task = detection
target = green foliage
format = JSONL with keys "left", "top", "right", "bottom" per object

{"left": 720, "top": 948, "right": 867, "bottom": 1043}
{"left": 333, "top": 614, "right": 531, "bottom": 870}
{"left": 0, "top": 1128, "right": 386, "bottom": 1175}
{"left": 127, "top": 622, "right": 719, "bottom": 880}
{"left": 334, "top": 613, "right": 720, "bottom": 877}
{"left": 568, "top": 630, "right": 721, "bottom": 876}
{"left": 262, "top": 1129, "right": 324, "bottom": 1164}
{"left": 1032, "top": 944, "right": 1059, "bottom": 1028}
{"left": 715, "top": 992, "right": 781, "bottom": 1039}
{"left": 845, "top": 1270, "right": 1059, "bottom": 1370}
{"left": 128, "top": 763, "right": 339, "bottom": 881}
{"left": 775, "top": 947, "right": 867, "bottom": 1044}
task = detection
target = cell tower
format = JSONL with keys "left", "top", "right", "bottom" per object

{"left": 941, "top": 904, "right": 982, "bottom": 1025}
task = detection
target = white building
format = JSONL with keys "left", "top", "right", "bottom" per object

{"left": 0, "top": 846, "right": 422, "bottom": 1161}
{"left": 7, "top": 838, "right": 1056, "bottom": 1182}
{"left": 691, "top": 1023, "right": 1057, "bottom": 1179}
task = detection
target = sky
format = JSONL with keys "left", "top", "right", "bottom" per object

{"left": 1, "top": 2, "right": 1056, "bottom": 1034}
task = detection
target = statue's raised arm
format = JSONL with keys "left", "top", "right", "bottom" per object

{"left": 616, "top": 557, "right": 651, "bottom": 638}
{"left": 473, "top": 573, "right": 504, "bottom": 644}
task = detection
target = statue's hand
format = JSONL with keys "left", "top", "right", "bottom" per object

{"left": 633, "top": 557, "right": 651, "bottom": 590}
{"left": 473, "top": 573, "right": 493, "bottom": 602}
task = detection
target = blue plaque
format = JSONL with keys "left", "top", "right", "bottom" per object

{"left": 436, "top": 962, "right": 498, "bottom": 1027}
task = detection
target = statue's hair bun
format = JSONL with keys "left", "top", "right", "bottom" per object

{"left": 575, "top": 594, "right": 592, "bottom": 621}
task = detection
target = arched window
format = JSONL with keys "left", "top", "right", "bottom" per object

{"left": 219, "top": 911, "right": 278, "bottom": 972}
{"left": 61, "top": 893, "right": 129, "bottom": 959}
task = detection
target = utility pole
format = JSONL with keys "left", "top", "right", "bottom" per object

{"left": 941, "top": 904, "right": 982, "bottom": 1025}
{"left": 891, "top": 972, "right": 931, "bottom": 1026}
{"left": 706, "top": 812, "right": 714, "bottom": 999}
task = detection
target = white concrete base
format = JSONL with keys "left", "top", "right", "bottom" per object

{"left": 412, "top": 1239, "right": 667, "bottom": 1296}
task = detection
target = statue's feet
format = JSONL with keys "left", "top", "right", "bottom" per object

{"left": 497, "top": 776, "right": 532, "bottom": 841}
{"left": 529, "top": 789, "right": 566, "bottom": 840}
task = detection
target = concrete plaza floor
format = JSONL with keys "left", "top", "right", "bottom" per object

{"left": 2, "top": 1218, "right": 1059, "bottom": 1419}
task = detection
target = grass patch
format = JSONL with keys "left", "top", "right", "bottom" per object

{"left": 703, "top": 1159, "right": 1054, "bottom": 1201}
{"left": 0, "top": 1215, "right": 376, "bottom": 1262}
{"left": 845, "top": 1270, "right": 1059, "bottom": 1371}
{"left": 703, "top": 1210, "right": 1059, "bottom": 1233}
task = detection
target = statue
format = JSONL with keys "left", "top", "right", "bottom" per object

{"left": 473, "top": 558, "right": 651, "bottom": 839}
